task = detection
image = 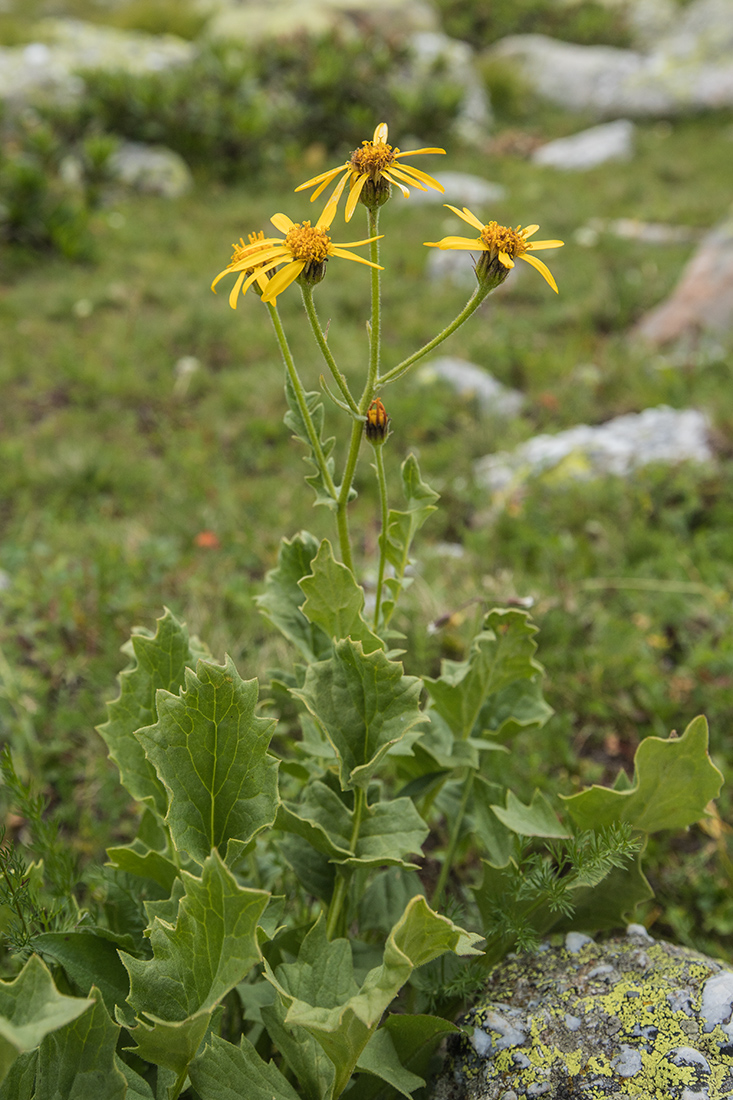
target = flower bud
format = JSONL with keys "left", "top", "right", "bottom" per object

{"left": 365, "top": 397, "right": 390, "bottom": 442}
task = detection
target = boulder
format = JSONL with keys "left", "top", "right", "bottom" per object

{"left": 432, "top": 927, "right": 733, "bottom": 1099}
{"left": 531, "top": 119, "right": 635, "bottom": 171}
{"left": 0, "top": 19, "right": 194, "bottom": 108}
{"left": 204, "top": 0, "right": 438, "bottom": 45}
{"left": 634, "top": 220, "right": 733, "bottom": 345}
{"left": 416, "top": 357, "right": 525, "bottom": 418}
{"left": 486, "top": 0, "right": 733, "bottom": 118}
{"left": 108, "top": 142, "right": 194, "bottom": 198}
{"left": 403, "top": 32, "right": 492, "bottom": 145}
{"left": 473, "top": 407, "right": 713, "bottom": 494}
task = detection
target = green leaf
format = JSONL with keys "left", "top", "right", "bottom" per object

{"left": 562, "top": 717, "right": 724, "bottom": 833}
{"left": 255, "top": 532, "right": 333, "bottom": 661}
{"left": 189, "top": 1033, "right": 301, "bottom": 1100}
{"left": 31, "top": 930, "right": 130, "bottom": 1015}
{"left": 121, "top": 850, "right": 268, "bottom": 1023}
{"left": 278, "top": 835, "right": 335, "bottom": 903}
{"left": 557, "top": 854, "right": 654, "bottom": 932}
{"left": 358, "top": 868, "right": 425, "bottom": 935}
{"left": 355, "top": 1027, "right": 424, "bottom": 1098}
{"left": 261, "top": 999, "right": 336, "bottom": 1100}
{"left": 284, "top": 373, "right": 338, "bottom": 510}
{"left": 424, "top": 609, "right": 544, "bottom": 739}
{"left": 344, "top": 799, "right": 428, "bottom": 870}
{"left": 472, "top": 779, "right": 514, "bottom": 868}
{"left": 105, "top": 839, "right": 179, "bottom": 893}
{"left": 34, "top": 987, "right": 126, "bottom": 1100}
{"left": 293, "top": 640, "right": 425, "bottom": 790}
{"left": 380, "top": 455, "right": 439, "bottom": 624}
{"left": 0, "top": 1050, "right": 36, "bottom": 1100}
{"left": 299, "top": 540, "right": 383, "bottom": 654}
{"left": 97, "top": 609, "right": 206, "bottom": 816}
{"left": 491, "top": 789, "right": 570, "bottom": 839}
{"left": 125, "top": 1009, "right": 211, "bottom": 1077}
{"left": 478, "top": 677, "right": 553, "bottom": 739}
{"left": 116, "top": 1057, "right": 155, "bottom": 1100}
{"left": 135, "top": 658, "right": 278, "bottom": 865}
{"left": 0, "top": 955, "right": 93, "bottom": 1086}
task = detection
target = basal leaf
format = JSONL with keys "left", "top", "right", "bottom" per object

{"left": 348, "top": 1013, "right": 461, "bottom": 1100}
{"left": 299, "top": 540, "right": 383, "bottom": 654}
{"left": 355, "top": 1027, "right": 424, "bottom": 1098}
{"left": 556, "top": 854, "right": 654, "bottom": 932}
{"left": 189, "top": 1033, "right": 300, "bottom": 1100}
{"left": 255, "top": 532, "right": 332, "bottom": 661}
{"left": 0, "top": 955, "right": 93, "bottom": 1086}
{"left": 105, "top": 839, "right": 179, "bottom": 894}
{"left": 31, "top": 930, "right": 130, "bottom": 1015}
{"left": 562, "top": 716, "right": 724, "bottom": 834}
{"left": 278, "top": 835, "right": 336, "bottom": 902}
{"left": 97, "top": 609, "right": 205, "bottom": 816}
{"left": 380, "top": 455, "right": 439, "bottom": 625}
{"left": 283, "top": 372, "right": 338, "bottom": 510}
{"left": 276, "top": 781, "right": 354, "bottom": 862}
{"left": 135, "top": 658, "right": 278, "bottom": 865}
{"left": 125, "top": 1009, "right": 211, "bottom": 1077}
{"left": 472, "top": 779, "right": 514, "bottom": 868}
{"left": 358, "top": 868, "right": 426, "bottom": 936}
{"left": 477, "top": 677, "right": 553, "bottom": 739}
{"left": 0, "top": 1050, "right": 36, "bottom": 1100}
{"left": 261, "top": 999, "right": 336, "bottom": 1100}
{"left": 34, "top": 987, "right": 126, "bottom": 1100}
{"left": 344, "top": 798, "right": 428, "bottom": 870}
{"left": 122, "top": 850, "right": 268, "bottom": 1023}
{"left": 293, "top": 640, "right": 425, "bottom": 790}
{"left": 116, "top": 1057, "right": 155, "bottom": 1100}
{"left": 491, "top": 789, "right": 570, "bottom": 839}
{"left": 424, "top": 610, "right": 544, "bottom": 739}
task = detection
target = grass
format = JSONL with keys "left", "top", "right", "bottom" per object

{"left": 2, "top": 106, "right": 733, "bottom": 959}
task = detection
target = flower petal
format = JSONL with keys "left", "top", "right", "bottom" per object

{"left": 336, "top": 234, "right": 384, "bottom": 248}
{"left": 519, "top": 252, "right": 559, "bottom": 292}
{"left": 345, "top": 172, "right": 369, "bottom": 222}
{"left": 329, "top": 247, "right": 383, "bottom": 268}
{"left": 444, "top": 205, "right": 486, "bottom": 232}
{"left": 391, "top": 162, "right": 444, "bottom": 191}
{"left": 381, "top": 170, "right": 411, "bottom": 197}
{"left": 295, "top": 164, "right": 347, "bottom": 192}
{"left": 520, "top": 225, "right": 540, "bottom": 239}
{"left": 228, "top": 270, "right": 246, "bottom": 308}
{"left": 219, "top": 245, "right": 288, "bottom": 274}
{"left": 374, "top": 123, "right": 388, "bottom": 143}
{"left": 394, "top": 147, "right": 446, "bottom": 158}
{"left": 270, "top": 213, "right": 294, "bottom": 234}
{"left": 498, "top": 251, "right": 515, "bottom": 268}
{"left": 423, "top": 235, "right": 483, "bottom": 250}
{"left": 261, "top": 260, "right": 305, "bottom": 302}
{"left": 525, "top": 239, "right": 564, "bottom": 251}
{"left": 386, "top": 165, "right": 427, "bottom": 191}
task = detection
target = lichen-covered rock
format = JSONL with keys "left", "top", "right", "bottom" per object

{"left": 432, "top": 928, "right": 733, "bottom": 1099}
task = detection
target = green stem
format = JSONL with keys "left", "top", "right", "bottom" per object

{"left": 367, "top": 207, "right": 381, "bottom": 391}
{"left": 301, "top": 285, "right": 359, "bottom": 415}
{"left": 372, "top": 442, "right": 389, "bottom": 631}
{"left": 267, "top": 300, "right": 338, "bottom": 502}
{"left": 431, "top": 768, "right": 475, "bottom": 910}
{"left": 325, "top": 788, "right": 366, "bottom": 939}
{"left": 169, "top": 1066, "right": 189, "bottom": 1100}
{"left": 379, "top": 284, "right": 491, "bottom": 387}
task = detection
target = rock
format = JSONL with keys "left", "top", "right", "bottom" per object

{"left": 487, "top": 0, "right": 733, "bottom": 119}
{"left": 408, "top": 171, "right": 506, "bottom": 208}
{"left": 416, "top": 357, "right": 525, "bottom": 417}
{"left": 473, "top": 406, "right": 712, "bottom": 494}
{"left": 0, "top": 19, "right": 194, "bottom": 108}
{"left": 108, "top": 141, "right": 194, "bottom": 198}
{"left": 531, "top": 119, "right": 635, "bottom": 171}
{"left": 574, "top": 217, "right": 703, "bottom": 247}
{"left": 634, "top": 220, "right": 733, "bottom": 345}
{"left": 402, "top": 33, "right": 492, "bottom": 145}
{"left": 204, "top": 0, "right": 438, "bottom": 45}
{"left": 431, "top": 928, "right": 733, "bottom": 1099}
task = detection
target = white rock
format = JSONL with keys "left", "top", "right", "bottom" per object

{"left": 109, "top": 142, "right": 193, "bottom": 198}
{"left": 565, "top": 932, "right": 593, "bottom": 954}
{"left": 610, "top": 1045, "right": 643, "bottom": 1077}
{"left": 531, "top": 120, "right": 635, "bottom": 171}
{"left": 416, "top": 357, "right": 525, "bottom": 417}
{"left": 474, "top": 407, "right": 713, "bottom": 494}
{"left": 701, "top": 971, "right": 733, "bottom": 1038}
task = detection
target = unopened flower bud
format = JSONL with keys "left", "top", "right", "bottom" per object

{"left": 365, "top": 397, "right": 390, "bottom": 442}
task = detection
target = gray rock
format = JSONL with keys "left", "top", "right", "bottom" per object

{"left": 575, "top": 217, "right": 703, "bottom": 247}
{"left": 531, "top": 119, "right": 635, "bottom": 171}
{"left": 408, "top": 171, "right": 506, "bottom": 208}
{"left": 204, "top": 0, "right": 438, "bottom": 44}
{"left": 108, "top": 142, "right": 193, "bottom": 198}
{"left": 487, "top": 0, "right": 733, "bottom": 118}
{"left": 474, "top": 406, "right": 712, "bottom": 494}
{"left": 403, "top": 33, "right": 492, "bottom": 145}
{"left": 0, "top": 19, "right": 194, "bottom": 108}
{"left": 634, "top": 220, "right": 733, "bottom": 345}
{"left": 431, "top": 929, "right": 733, "bottom": 1099}
{"left": 416, "top": 357, "right": 525, "bottom": 417}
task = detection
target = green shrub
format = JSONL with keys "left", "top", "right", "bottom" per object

{"left": 434, "top": 0, "right": 632, "bottom": 49}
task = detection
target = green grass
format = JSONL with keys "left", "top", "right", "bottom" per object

{"left": 2, "top": 108, "right": 733, "bottom": 958}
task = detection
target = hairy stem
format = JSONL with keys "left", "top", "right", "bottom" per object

{"left": 325, "top": 788, "right": 366, "bottom": 939}
{"left": 301, "top": 285, "right": 359, "bottom": 414}
{"left": 372, "top": 442, "right": 389, "bottom": 631}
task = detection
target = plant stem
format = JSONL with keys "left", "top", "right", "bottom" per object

{"left": 431, "top": 768, "right": 475, "bottom": 910}
{"left": 267, "top": 300, "right": 338, "bottom": 502}
{"left": 367, "top": 207, "right": 381, "bottom": 391}
{"left": 372, "top": 442, "right": 389, "bottom": 631}
{"left": 301, "top": 285, "right": 359, "bottom": 415}
{"left": 325, "top": 788, "right": 366, "bottom": 939}
{"left": 379, "top": 284, "right": 490, "bottom": 387}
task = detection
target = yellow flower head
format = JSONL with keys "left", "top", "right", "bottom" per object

{"left": 211, "top": 205, "right": 383, "bottom": 308}
{"left": 296, "top": 123, "right": 445, "bottom": 222}
{"left": 425, "top": 205, "right": 564, "bottom": 292}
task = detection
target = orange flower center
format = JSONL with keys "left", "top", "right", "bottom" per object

{"left": 480, "top": 222, "right": 528, "bottom": 259}
{"left": 285, "top": 222, "right": 331, "bottom": 263}
{"left": 350, "top": 139, "right": 397, "bottom": 179}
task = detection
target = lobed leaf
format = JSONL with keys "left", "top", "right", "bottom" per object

{"left": 424, "top": 610, "right": 544, "bottom": 740}
{"left": 355, "top": 1027, "right": 424, "bottom": 1098}
{"left": 33, "top": 987, "right": 126, "bottom": 1100}
{"left": 135, "top": 657, "right": 278, "bottom": 865}
{"left": 255, "top": 532, "right": 332, "bottom": 661}
{"left": 189, "top": 1033, "right": 301, "bottom": 1100}
{"left": 562, "top": 716, "right": 724, "bottom": 834}
{"left": 31, "top": 930, "right": 131, "bottom": 1015}
{"left": 283, "top": 373, "right": 338, "bottom": 510}
{"left": 491, "top": 789, "right": 570, "bottom": 839}
{"left": 380, "top": 455, "right": 439, "bottom": 625}
{"left": 299, "top": 540, "right": 383, "bottom": 653}
{"left": 293, "top": 640, "right": 425, "bottom": 790}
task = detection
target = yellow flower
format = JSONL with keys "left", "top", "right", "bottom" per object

{"left": 296, "top": 123, "right": 445, "bottom": 222}
{"left": 211, "top": 206, "right": 383, "bottom": 308}
{"left": 425, "top": 205, "right": 564, "bottom": 292}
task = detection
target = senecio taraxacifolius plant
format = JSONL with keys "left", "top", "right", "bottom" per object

{"left": 0, "top": 124, "right": 724, "bottom": 1100}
